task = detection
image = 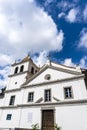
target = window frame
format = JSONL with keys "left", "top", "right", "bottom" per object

{"left": 20, "top": 65, "right": 24, "bottom": 72}
{"left": 28, "top": 92, "right": 34, "bottom": 102}
{"left": 64, "top": 86, "right": 73, "bottom": 99}
{"left": 14, "top": 67, "right": 18, "bottom": 74}
{"left": 44, "top": 89, "right": 51, "bottom": 102}
{"left": 31, "top": 66, "right": 34, "bottom": 74}
{"left": 6, "top": 114, "right": 12, "bottom": 120}
{"left": 9, "top": 95, "right": 15, "bottom": 105}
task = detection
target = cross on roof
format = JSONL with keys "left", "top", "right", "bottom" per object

{"left": 47, "top": 54, "right": 51, "bottom": 62}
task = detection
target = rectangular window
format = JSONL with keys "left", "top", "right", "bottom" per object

{"left": 28, "top": 92, "right": 34, "bottom": 102}
{"left": 31, "top": 67, "right": 34, "bottom": 74}
{"left": 44, "top": 89, "right": 51, "bottom": 102}
{"left": 9, "top": 96, "right": 15, "bottom": 105}
{"left": 64, "top": 87, "right": 73, "bottom": 99}
{"left": 6, "top": 114, "right": 12, "bottom": 120}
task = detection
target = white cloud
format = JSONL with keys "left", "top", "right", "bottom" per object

{"left": 44, "top": 0, "right": 54, "bottom": 6}
{"left": 28, "top": 0, "right": 34, "bottom": 2}
{"left": 66, "top": 8, "right": 79, "bottom": 23}
{"left": 0, "top": 54, "right": 14, "bottom": 67}
{"left": 63, "top": 57, "right": 87, "bottom": 69}
{"left": 78, "top": 28, "right": 87, "bottom": 48}
{"left": 63, "top": 58, "right": 76, "bottom": 67}
{"left": 83, "top": 5, "right": 87, "bottom": 22}
{"left": 57, "top": 1, "right": 81, "bottom": 23}
{"left": 0, "top": 0, "right": 64, "bottom": 59}
{"left": 57, "top": 2, "right": 87, "bottom": 23}
{"left": 80, "top": 56, "right": 87, "bottom": 68}
{"left": 0, "top": 66, "right": 11, "bottom": 89}
{"left": 0, "top": 53, "right": 13, "bottom": 89}
{"left": 57, "top": 1, "right": 75, "bottom": 11}
{"left": 0, "top": 0, "right": 64, "bottom": 88}
{"left": 33, "top": 51, "right": 48, "bottom": 67}
{"left": 58, "top": 12, "right": 65, "bottom": 19}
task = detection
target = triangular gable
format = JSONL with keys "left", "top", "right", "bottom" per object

{"left": 22, "top": 62, "right": 82, "bottom": 86}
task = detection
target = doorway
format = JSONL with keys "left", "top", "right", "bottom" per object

{"left": 42, "top": 110, "right": 54, "bottom": 130}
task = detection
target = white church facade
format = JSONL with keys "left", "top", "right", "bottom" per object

{"left": 0, "top": 55, "right": 87, "bottom": 130}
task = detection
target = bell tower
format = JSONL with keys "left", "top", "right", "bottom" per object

{"left": 6, "top": 55, "right": 39, "bottom": 91}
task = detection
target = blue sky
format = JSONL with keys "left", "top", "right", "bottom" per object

{"left": 36, "top": 0, "right": 87, "bottom": 64}
{"left": 0, "top": 0, "right": 87, "bottom": 88}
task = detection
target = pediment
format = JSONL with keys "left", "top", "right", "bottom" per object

{"left": 23, "top": 62, "right": 82, "bottom": 87}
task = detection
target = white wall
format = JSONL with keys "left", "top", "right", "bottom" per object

{"left": 28, "top": 68, "right": 79, "bottom": 85}
{"left": 0, "top": 104, "right": 87, "bottom": 130}
{"left": 7, "top": 74, "right": 27, "bottom": 90}
{"left": 7, "top": 60, "right": 39, "bottom": 91}
{"left": 0, "top": 61, "right": 87, "bottom": 130}
{"left": 0, "top": 108, "right": 20, "bottom": 128}
{"left": 28, "top": 60, "right": 39, "bottom": 74}
{"left": 11, "top": 61, "right": 29, "bottom": 75}
{"left": 15, "top": 104, "right": 87, "bottom": 130}
{"left": 20, "top": 107, "right": 41, "bottom": 129}
{"left": 23, "top": 78, "right": 87, "bottom": 105}
{"left": 3, "top": 90, "right": 25, "bottom": 106}
{"left": 56, "top": 105, "right": 87, "bottom": 130}
{"left": 0, "top": 98, "right": 4, "bottom": 106}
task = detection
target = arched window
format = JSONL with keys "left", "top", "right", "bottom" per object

{"left": 31, "top": 67, "right": 34, "bottom": 74}
{"left": 20, "top": 65, "right": 24, "bottom": 72}
{"left": 14, "top": 67, "right": 18, "bottom": 74}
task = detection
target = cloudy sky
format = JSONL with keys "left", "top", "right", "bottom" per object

{"left": 0, "top": 0, "right": 87, "bottom": 88}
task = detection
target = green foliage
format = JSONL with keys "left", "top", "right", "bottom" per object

{"left": 31, "top": 123, "right": 39, "bottom": 130}
{"left": 55, "top": 124, "right": 61, "bottom": 130}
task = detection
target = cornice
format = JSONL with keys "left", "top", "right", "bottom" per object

{"left": 23, "top": 74, "right": 85, "bottom": 88}
{"left": 18, "top": 99, "right": 87, "bottom": 107}
{"left": 12, "top": 58, "right": 39, "bottom": 69}
{"left": 12, "top": 60, "right": 30, "bottom": 66}
{"left": 23, "top": 64, "right": 82, "bottom": 86}
{"left": 8, "top": 71, "right": 28, "bottom": 77}
{"left": 0, "top": 99, "right": 87, "bottom": 109}
{"left": 5, "top": 88, "right": 21, "bottom": 93}
{"left": 52, "top": 61, "right": 76, "bottom": 69}
{"left": 5, "top": 74, "right": 85, "bottom": 93}
{"left": 49, "top": 66, "right": 81, "bottom": 75}
{"left": 0, "top": 105, "right": 18, "bottom": 109}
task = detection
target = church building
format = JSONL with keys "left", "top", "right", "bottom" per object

{"left": 0, "top": 55, "right": 87, "bottom": 130}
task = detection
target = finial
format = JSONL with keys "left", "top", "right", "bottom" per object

{"left": 27, "top": 51, "right": 31, "bottom": 57}
{"left": 47, "top": 54, "right": 51, "bottom": 61}
{"left": 46, "top": 54, "right": 51, "bottom": 65}
{"left": 28, "top": 52, "right": 30, "bottom": 56}
{"left": 26, "top": 51, "right": 31, "bottom": 59}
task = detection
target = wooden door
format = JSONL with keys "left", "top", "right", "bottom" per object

{"left": 42, "top": 110, "right": 54, "bottom": 130}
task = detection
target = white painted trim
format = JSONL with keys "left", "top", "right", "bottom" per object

{"left": 0, "top": 99, "right": 87, "bottom": 109}
{"left": 23, "top": 74, "right": 85, "bottom": 88}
